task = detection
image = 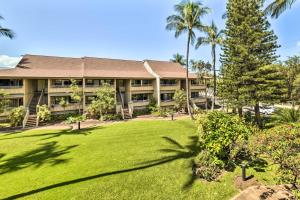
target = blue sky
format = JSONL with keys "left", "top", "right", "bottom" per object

{"left": 0, "top": 0, "right": 300, "bottom": 68}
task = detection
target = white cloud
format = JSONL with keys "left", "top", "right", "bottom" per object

{"left": 0, "top": 55, "right": 22, "bottom": 68}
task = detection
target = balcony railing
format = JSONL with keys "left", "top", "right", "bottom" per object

{"left": 131, "top": 84, "right": 152, "bottom": 87}
{"left": 160, "top": 84, "right": 177, "bottom": 86}
{"left": 132, "top": 99, "right": 149, "bottom": 103}
{"left": 0, "top": 86, "right": 23, "bottom": 89}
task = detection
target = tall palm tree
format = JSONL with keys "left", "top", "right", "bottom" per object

{"left": 170, "top": 53, "right": 186, "bottom": 66}
{"left": 166, "top": 0, "right": 210, "bottom": 118}
{"left": 0, "top": 15, "right": 15, "bottom": 39}
{"left": 195, "top": 21, "right": 224, "bottom": 110}
{"left": 264, "top": 0, "right": 297, "bottom": 18}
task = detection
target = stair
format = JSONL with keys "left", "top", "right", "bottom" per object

{"left": 29, "top": 93, "right": 41, "bottom": 115}
{"left": 25, "top": 115, "right": 37, "bottom": 128}
{"left": 123, "top": 108, "right": 132, "bottom": 119}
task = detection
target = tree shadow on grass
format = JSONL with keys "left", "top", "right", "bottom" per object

{"left": 0, "top": 141, "right": 78, "bottom": 175}
{"left": 0, "top": 127, "right": 100, "bottom": 141}
{"left": 2, "top": 136, "right": 200, "bottom": 200}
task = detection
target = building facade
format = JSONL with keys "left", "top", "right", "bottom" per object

{"left": 0, "top": 55, "right": 207, "bottom": 121}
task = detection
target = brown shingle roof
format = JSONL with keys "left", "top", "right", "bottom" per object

{"left": 83, "top": 57, "right": 154, "bottom": 78}
{"left": 0, "top": 55, "right": 83, "bottom": 78}
{"left": 145, "top": 60, "right": 197, "bottom": 79}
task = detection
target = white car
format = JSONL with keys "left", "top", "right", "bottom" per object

{"left": 260, "top": 106, "right": 275, "bottom": 115}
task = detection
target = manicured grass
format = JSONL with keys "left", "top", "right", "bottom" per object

{"left": 0, "top": 119, "right": 276, "bottom": 200}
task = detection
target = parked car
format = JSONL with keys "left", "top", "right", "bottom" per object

{"left": 260, "top": 105, "right": 275, "bottom": 115}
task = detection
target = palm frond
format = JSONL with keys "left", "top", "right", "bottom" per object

{"left": 0, "top": 27, "right": 15, "bottom": 39}
{"left": 264, "top": 0, "right": 296, "bottom": 18}
{"left": 162, "top": 136, "right": 185, "bottom": 149}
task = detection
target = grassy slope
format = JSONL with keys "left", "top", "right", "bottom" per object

{"left": 0, "top": 119, "right": 276, "bottom": 200}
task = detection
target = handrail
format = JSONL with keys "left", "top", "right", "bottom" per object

{"left": 128, "top": 102, "right": 134, "bottom": 118}
{"left": 36, "top": 89, "right": 44, "bottom": 127}
{"left": 120, "top": 107, "right": 125, "bottom": 120}
{"left": 22, "top": 107, "right": 29, "bottom": 128}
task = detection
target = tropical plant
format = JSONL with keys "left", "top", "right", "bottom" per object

{"left": 88, "top": 83, "right": 116, "bottom": 121}
{"left": 166, "top": 0, "right": 210, "bottom": 119}
{"left": 272, "top": 108, "right": 300, "bottom": 124}
{"left": 190, "top": 59, "right": 212, "bottom": 77}
{"left": 170, "top": 53, "right": 186, "bottom": 66}
{"left": 264, "top": 0, "right": 297, "bottom": 18}
{"left": 173, "top": 89, "right": 187, "bottom": 111}
{"left": 59, "top": 97, "right": 69, "bottom": 111}
{"left": 0, "top": 89, "right": 10, "bottom": 114}
{"left": 9, "top": 106, "right": 25, "bottom": 127}
{"left": 37, "top": 105, "right": 51, "bottom": 123}
{"left": 195, "top": 21, "right": 224, "bottom": 110}
{"left": 70, "top": 79, "right": 84, "bottom": 129}
{"left": 197, "top": 111, "right": 252, "bottom": 167}
{"left": 0, "top": 15, "right": 15, "bottom": 39}
{"left": 252, "top": 123, "right": 300, "bottom": 187}
{"left": 283, "top": 56, "right": 300, "bottom": 104}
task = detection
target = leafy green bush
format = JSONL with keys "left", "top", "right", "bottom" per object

{"left": 133, "top": 109, "right": 150, "bottom": 117}
{"left": 51, "top": 112, "right": 78, "bottom": 122}
{"left": 272, "top": 108, "right": 300, "bottom": 125}
{"left": 151, "top": 106, "right": 168, "bottom": 117}
{"left": 37, "top": 105, "right": 51, "bottom": 122}
{"left": 102, "top": 114, "right": 122, "bottom": 121}
{"left": 146, "top": 96, "right": 157, "bottom": 112}
{"left": 9, "top": 106, "right": 25, "bottom": 127}
{"left": 66, "top": 114, "right": 86, "bottom": 124}
{"left": 193, "top": 150, "right": 223, "bottom": 181}
{"left": 173, "top": 89, "right": 186, "bottom": 111}
{"left": 252, "top": 123, "right": 300, "bottom": 187}
{"left": 197, "top": 111, "right": 252, "bottom": 167}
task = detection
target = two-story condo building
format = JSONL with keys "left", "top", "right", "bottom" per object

{"left": 0, "top": 55, "right": 207, "bottom": 123}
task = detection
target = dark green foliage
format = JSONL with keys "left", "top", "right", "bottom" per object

{"left": 51, "top": 112, "right": 78, "bottom": 122}
{"left": 133, "top": 109, "right": 150, "bottom": 117}
{"left": 220, "top": 0, "right": 282, "bottom": 126}
{"left": 272, "top": 108, "right": 300, "bottom": 124}
{"left": 102, "top": 114, "right": 123, "bottom": 121}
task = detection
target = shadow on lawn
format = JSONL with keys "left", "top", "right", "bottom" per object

{"left": 2, "top": 136, "right": 199, "bottom": 200}
{"left": 0, "top": 141, "right": 78, "bottom": 175}
{"left": 0, "top": 127, "right": 100, "bottom": 141}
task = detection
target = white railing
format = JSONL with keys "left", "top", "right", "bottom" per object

{"left": 128, "top": 102, "right": 134, "bottom": 118}
{"left": 22, "top": 107, "right": 29, "bottom": 128}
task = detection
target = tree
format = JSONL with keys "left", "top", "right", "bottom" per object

{"left": 89, "top": 83, "right": 116, "bottom": 121}
{"left": 284, "top": 56, "right": 300, "bottom": 104}
{"left": 170, "top": 53, "right": 186, "bottom": 66}
{"left": 0, "top": 89, "right": 10, "bottom": 114}
{"left": 190, "top": 59, "right": 212, "bottom": 78}
{"left": 173, "top": 89, "right": 187, "bottom": 112}
{"left": 221, "top": 0, "right": 280, "bottom": 127}
{"left": 196, "top": 21, "right": 224, "bottom": 110}
{"left": 264, "top": 0, "right": 297, "bottom": 18}
{"left": 59, "top": 97, "right": 69, "bottom": 112}
{"left": 69, "top": 79, "right": 84, "bottom": 130}
{"left": 0, "top": 15, "right": 15, "bottom": 39}
{"left": 166, "top": 0, "right": 210, "bottom": 119}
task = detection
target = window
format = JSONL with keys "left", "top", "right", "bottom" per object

{"left": 142, "top": 80, "right": 151, "bottom": 86}
{"left": 132, "top": 94, "right": 149, "bottom": 102}
{"left": 160, "top": 93, "right": 174, "bottom": 102}
{"left": 86, "top": 79, "right": 113, "bottom": 87}
{"left": 0, "top": 79, "right": 23, "bottom": 88}
{"left": 52, "top": 79, "right": 82, "bottom": 88}
{"left": 9, "top": 98, "right": 23, "bottom": 107}
{"left": 131, "top": 80, "right": 142, "bottom": 86}
{"left": 191, "top": 92, "right": 200, "bottom": 99}
{"left": 160, "top": 79, "right": 176, "bottom": 86}
{"left": 191, "top": 80, "right": 200, "bottom": 85}
{"left": 85, "top": 96, "right": 96, "bottom": 104}
{"left": 51, "top": 96, "right": 79, "bottom": 105}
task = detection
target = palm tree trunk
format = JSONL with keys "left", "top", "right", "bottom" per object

{"left": 186, "top": 31, "right": 193, "bottom": 119}
{"left": 211, "top": 44, "right": 216, "bottom": 111}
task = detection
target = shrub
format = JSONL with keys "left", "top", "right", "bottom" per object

{"left": 133, "top": 109, "right": 150, "bottom": 117}
{"left": 197, "top": 111, "right": 252, "bottom": 167}
{"left": 37, "top": 105, "right": 51, "bottom": 122}
{"left": 146, "top": 96, "right": 157, "bottom": 112}
{"left": 151, "top": 106, "right": 168, "bottom": 117}
{"left": 51, "top": 112, "right": 78, "bottom": 122}
{"left": 193, "top": 150, "right": 223, "bottom": 181}
{"left": 173, "top": 89, "right": 186, "bottom": 111}
{"left": 66, "top": 114, "right": 86, "bottom": 124}
{"left": 9, "top": 106, "right": 25, "bottom": 127}
{"left": 272, "top": 108, "right": 300, "bottom": 125}
{"left": 252, "top": 123, "right": 300, "bottom": 187}
{"left": 102, "top": 114, "right": 122, "bottom": 121}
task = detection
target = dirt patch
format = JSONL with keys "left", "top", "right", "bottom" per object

{"left": 234, "top": 176, "right": 261, "bottom": 190}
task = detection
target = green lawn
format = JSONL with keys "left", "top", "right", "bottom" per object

{"left": 0, "top": 119, "right": 276, "bottom": 200}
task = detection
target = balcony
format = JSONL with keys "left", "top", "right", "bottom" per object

{"left": 190, "top": 84, "right": 206, "bottom": 90}
{"left": 160, "top": 84, "right": 180, "bottom": 91}
{"left": 49, "top": 85, "right": 83, "bottom": 93}
{"left": 160, "top": 100, "right": 175, "bottom": 107}
{"left": 0, "top": 86, "right": 24, "bottom": 94}
{"left": 85, "top": 84, "right": 114, "bottom": 93}
{"left": 50, "top": 104, "right": 83, "bottom": 112}
{"left": 131, "top": 100, "right": 149, "bottom": 107}
{"left": 191, "top": 97, "right": 207, "bottom": 104}
{"left": 131, "top": 84, "right": 154, "bottom": 91}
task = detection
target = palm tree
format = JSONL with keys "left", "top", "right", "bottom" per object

{"left": 190, "top": 59, "right": 212, "bottom": 78}
{"left": 272, "top": 108, "right": 300, "bottom": 124}
{"left": 264, "top": 0, "right": 297, "bottom": 18}
{"left": 195, "top": 21, "right": 224, "bottom": 110}
{"left": 170, "top": 53, "right": 186, "bottom": 66}
{"left": 166, "top": 0, "right": 210, "bottom": 118}
{"left": 0, "top": 15, "right": 15, "bottom": 39}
